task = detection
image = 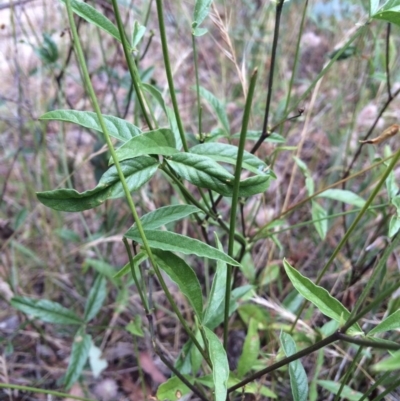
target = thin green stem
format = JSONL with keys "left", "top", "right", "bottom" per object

{"left": 111, "top": 0, "right": 153, "bottom": 129}
{"left": 192, "top": 35, "right": 202, "bottom": 136}
{"left": 358, "top": 372, "right": 392, "bottom": 401}
{"left": 65, "top": 0, "right": 207, "bottom": 363}
{"left": 223, "top": 69, "right": 258, "bottom": 349}
{"left": 155, "top": 0, "right": 189, "bottom": 152}
{"left": 333, "top": 346, "right": 363, "bottom": 401}
{"left": 0, "top": 383, "right": 95, "bottom": 401}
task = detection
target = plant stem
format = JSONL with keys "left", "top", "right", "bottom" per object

{"left": 65, "top": 0, "right": 208, "bottom": 363}
{"left": 223, "top": 69, "right": 258, "bottom": 349}
{"left": 155, "top": 0, "right": 189, "bottom": 152}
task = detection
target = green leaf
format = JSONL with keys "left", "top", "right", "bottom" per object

{"left": 193, "top": 0, "right": 212, "bottom": 30}
{"left": 142, "top": 83, "right": 168, "bottom": 114}
{"left": 167, "top": 153, "right": 234, "bottom": 196}
{"left": 389, "top": 215, "right": 400, "bottom": 237}
{"left": 157, "top": 375, "right": 193, "bottom": 401}
{"left": 113, "top": 251, "right": 147, "bottom": 279}
{"left": 39, "top": 110, "right": 141, "bottom": 142}
{"left": 369, "top": 309, "right": 400, "bottom": 335}
{"left": 131, "top": 20, "right": 146, "bottom": 49}
{"left": 84, "top": 258, "right": 119, "bottom": 284}
{"left": 317, "top": 380, "right": 363, "bottom": 401}
{"left": 190, "top": 143, "right": 269, "bottom": 175}
{"left": 204, "top": 327, "right": 229, "bottom": 401}
{"left": 11, "top": 296, "right": 82, "bottom": 325}
{"left": 83, "top": 275, "right": 107, "bottom": 323}
{"left": 372, "top": 350, "right": 400, "bottom": 371}
{"left": 62, "top": 0, "right": 123, "bottom": 43}
{"left": 124, "top": 229, "right": 241, "bottom": 266}
{"left": 237, "top": 318, "right": 260, "bottom": 377}
{"left": 198, "top": 86, "right": 230, "bottom": 135}
{"left": 386, "top": 168, "right": 399, "bottom": 200}
{"left": 203, "top": 236, "right": 228, "bottom": 328}
{"left": 372, "top": 1, "right": 400, "bottom": 27}
{"left": 311, "top": 201, "right": 327, "bottom": 240}
{"left": 64, "top": 329, "right": 92, "bottom": 390}
{"left": 370, "top": 0, "right": 380, "bottom": 16}
{"left": 35, "top": 33, "right": 58, "bottom": 64}
{"left": 152, "top": 250, "right": 203, "bottom": 321}
{"left": 112, "top": 128, "right": 177, "bottom": 164}
{"left": 282, "top": 259, "right": 363, "bottom": 335}
{"left": 238, "top": 174, "right": 272, "bottom": 197}
{"left": 37, "top": 157, "right": 159, "bottom": 212}
{"left": 280, "top": 332, "right": 308, "bottom": 401}
{"left": 127, "top": 205, "right": 201, "bottom": 237}
{"left": 316, "top": 189, "right": 366, "bottom": 208}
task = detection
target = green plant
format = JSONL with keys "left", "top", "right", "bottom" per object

{"left": 5, "top": 0, "right": 400, "bottom": 400}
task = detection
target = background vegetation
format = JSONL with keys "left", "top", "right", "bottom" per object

{"left": 1, "top": 0, "right": 400, "bottom": 400}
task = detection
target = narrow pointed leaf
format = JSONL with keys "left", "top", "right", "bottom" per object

{"left": 84, "top": 275, "right": 107, "bottom": 323}
{"left": 232, "top": 130, "right": 285, "bottom": 143}
{"left": 190, "top": 143, "right": 269, "bottom": 175}
{"left": 113, "top": 251, "right": 147, "bottom": 279}
{"left": 372, "top": 350, "right": 400, "bottom": 371}
{"left": 152, "top": 250, "right": 203, "bottom": 321}
{"left": 124, "top": 229, "right": 240, "bottom": 266}
{"left": 131, "top": 20, "right": 146, "bottom": 49}
{"left": 62, "top": 0, "right": 122, "bottom": 43}
{"left": 198, "top": 86, "right": 230, "bottom": 134}
{"left": 283, "top": 259, "right": 363, "bottom": 335}
{"left": 112, "top": 129, "right": 176, "bottom": 164}
{"left": 280, "top": 332, "right": 308, "bottom": 401}
{"left": 203, "top": 236, "right": 228, "bottom": 328}
{"left": 204, "top": 327, "right": 229, "bottom": 401}
{"left": 127, "top": 204, "right": 201, "bottom": 238}
{"left": 316, "top": 189, "right": 366, "bottom": 208}
{"left": 37, "top": 157, "right": 159, "bottom": 212}
{"left": 369, "top": 310, "right": 400, "bottom": 335}
{"left": 193, "top": 0, "right": 212, "bottom": 28}
{"left": 64, "top": 329, "right": 92, "bottom": 390}
{"left": 40, "top": 110, "right": 141, "bottom": 141}
{"left": 11, "top": 296, "right": 82, "bottom": 325}
{"left": 317, "top": 380, "right": 364, "bottom": 401}
{"left": 167, "top": 153, "right": 234, "bottom": 196}
{"left": 237, "top": 318, "right": 260, "bottom": 377}
{"left": 312, "top": 201, "right": 327, "bottom": 240}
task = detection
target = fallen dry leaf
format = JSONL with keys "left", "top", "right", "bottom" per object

{"left": 359, "top": 124, "right": 399, "bottom": 144}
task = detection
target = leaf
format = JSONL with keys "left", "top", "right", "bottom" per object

{"left": 124, "top": 229, "right": 241, "bottom": 266}
{"left": 386, "top": 169, "right": 399, "bottom": 200}
{"left": 370, "top": 0, "right": 380, "bottom": 16}
{"left": 238, "top": 174, "right": 272, "bottom": 197}
{"left": 193, "top": 0, "right": 212, "bottom": 30}
{"left": 198, "top": 86, "right": 230, "bottom": 135}
{"left": 39, "top": 110, "right": 141, "bottom": 142}
{"left": 127, "top": 205, "right": 201, "bottom": 237}
{"left": 157, "top": 375, "right": 193, "bottom": 400}
{"left": 389, "top": 215, "right": 400, "bottom": 237}
{"left": 83, "top": 275, "right": 107, "bottom": 323}
{"left": 152, "top": 250, "right": 203, "bottom": 321}
{"left": 203, "top": 327, "right": 229, "bottom": 401}
{"left": 112, "top": 128, "right": 176, "bottom": 164}
{"left": 311, "top": 201, "right": 327, "bottom": 240}
{"left": 167, "top": 153, "right": 234, "bottom": 196}
{"left": 237, "top": 319, "right": 260, "bottom": 377}
{"left": 372, "top": 3, "right": 400, "bottom": 27}
{"left": 190, "top": 143, "right": 269, "bottom": 175}
{"left": 88, "top": 342, "right": 108, "bottom": 378}
{"left": 37, "top": 157, "right": 159, "bottom": 212}
{"left": 126, "top": 315, "right": 144, "bottom": 337}
{"left": 282, "top": 259, "right": 363, "bottom": 335}
{"left": 372, "top": 350, "right": 400, "bottom": 371}
{"left": 64, "top": 329, "right": 92, "bottom": 390}
{"left": 11, "top": 296, "right": 82, "bottom": 325}
{"left": 317, "top": 380, "right": 363, "bottom": 401}
{"left": 369, "top": 310, "right": 400, "bottom": 335}
{"left": 131, "top": 20, "right": 146, "bottom": 49}
{"left": 280, "top": 332, "right": 308, "bottom": 401}
{"left": 316, "top": 189, "right": 366, "bottom": 208}
{"left": 203, "top": 236, "right": 228, "bottom": 328}
{"left": 84, "top": 258, "right": 119, "bottom": 284}
{"left": 62, "top": 0, "right": 123, "bottom": 44}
